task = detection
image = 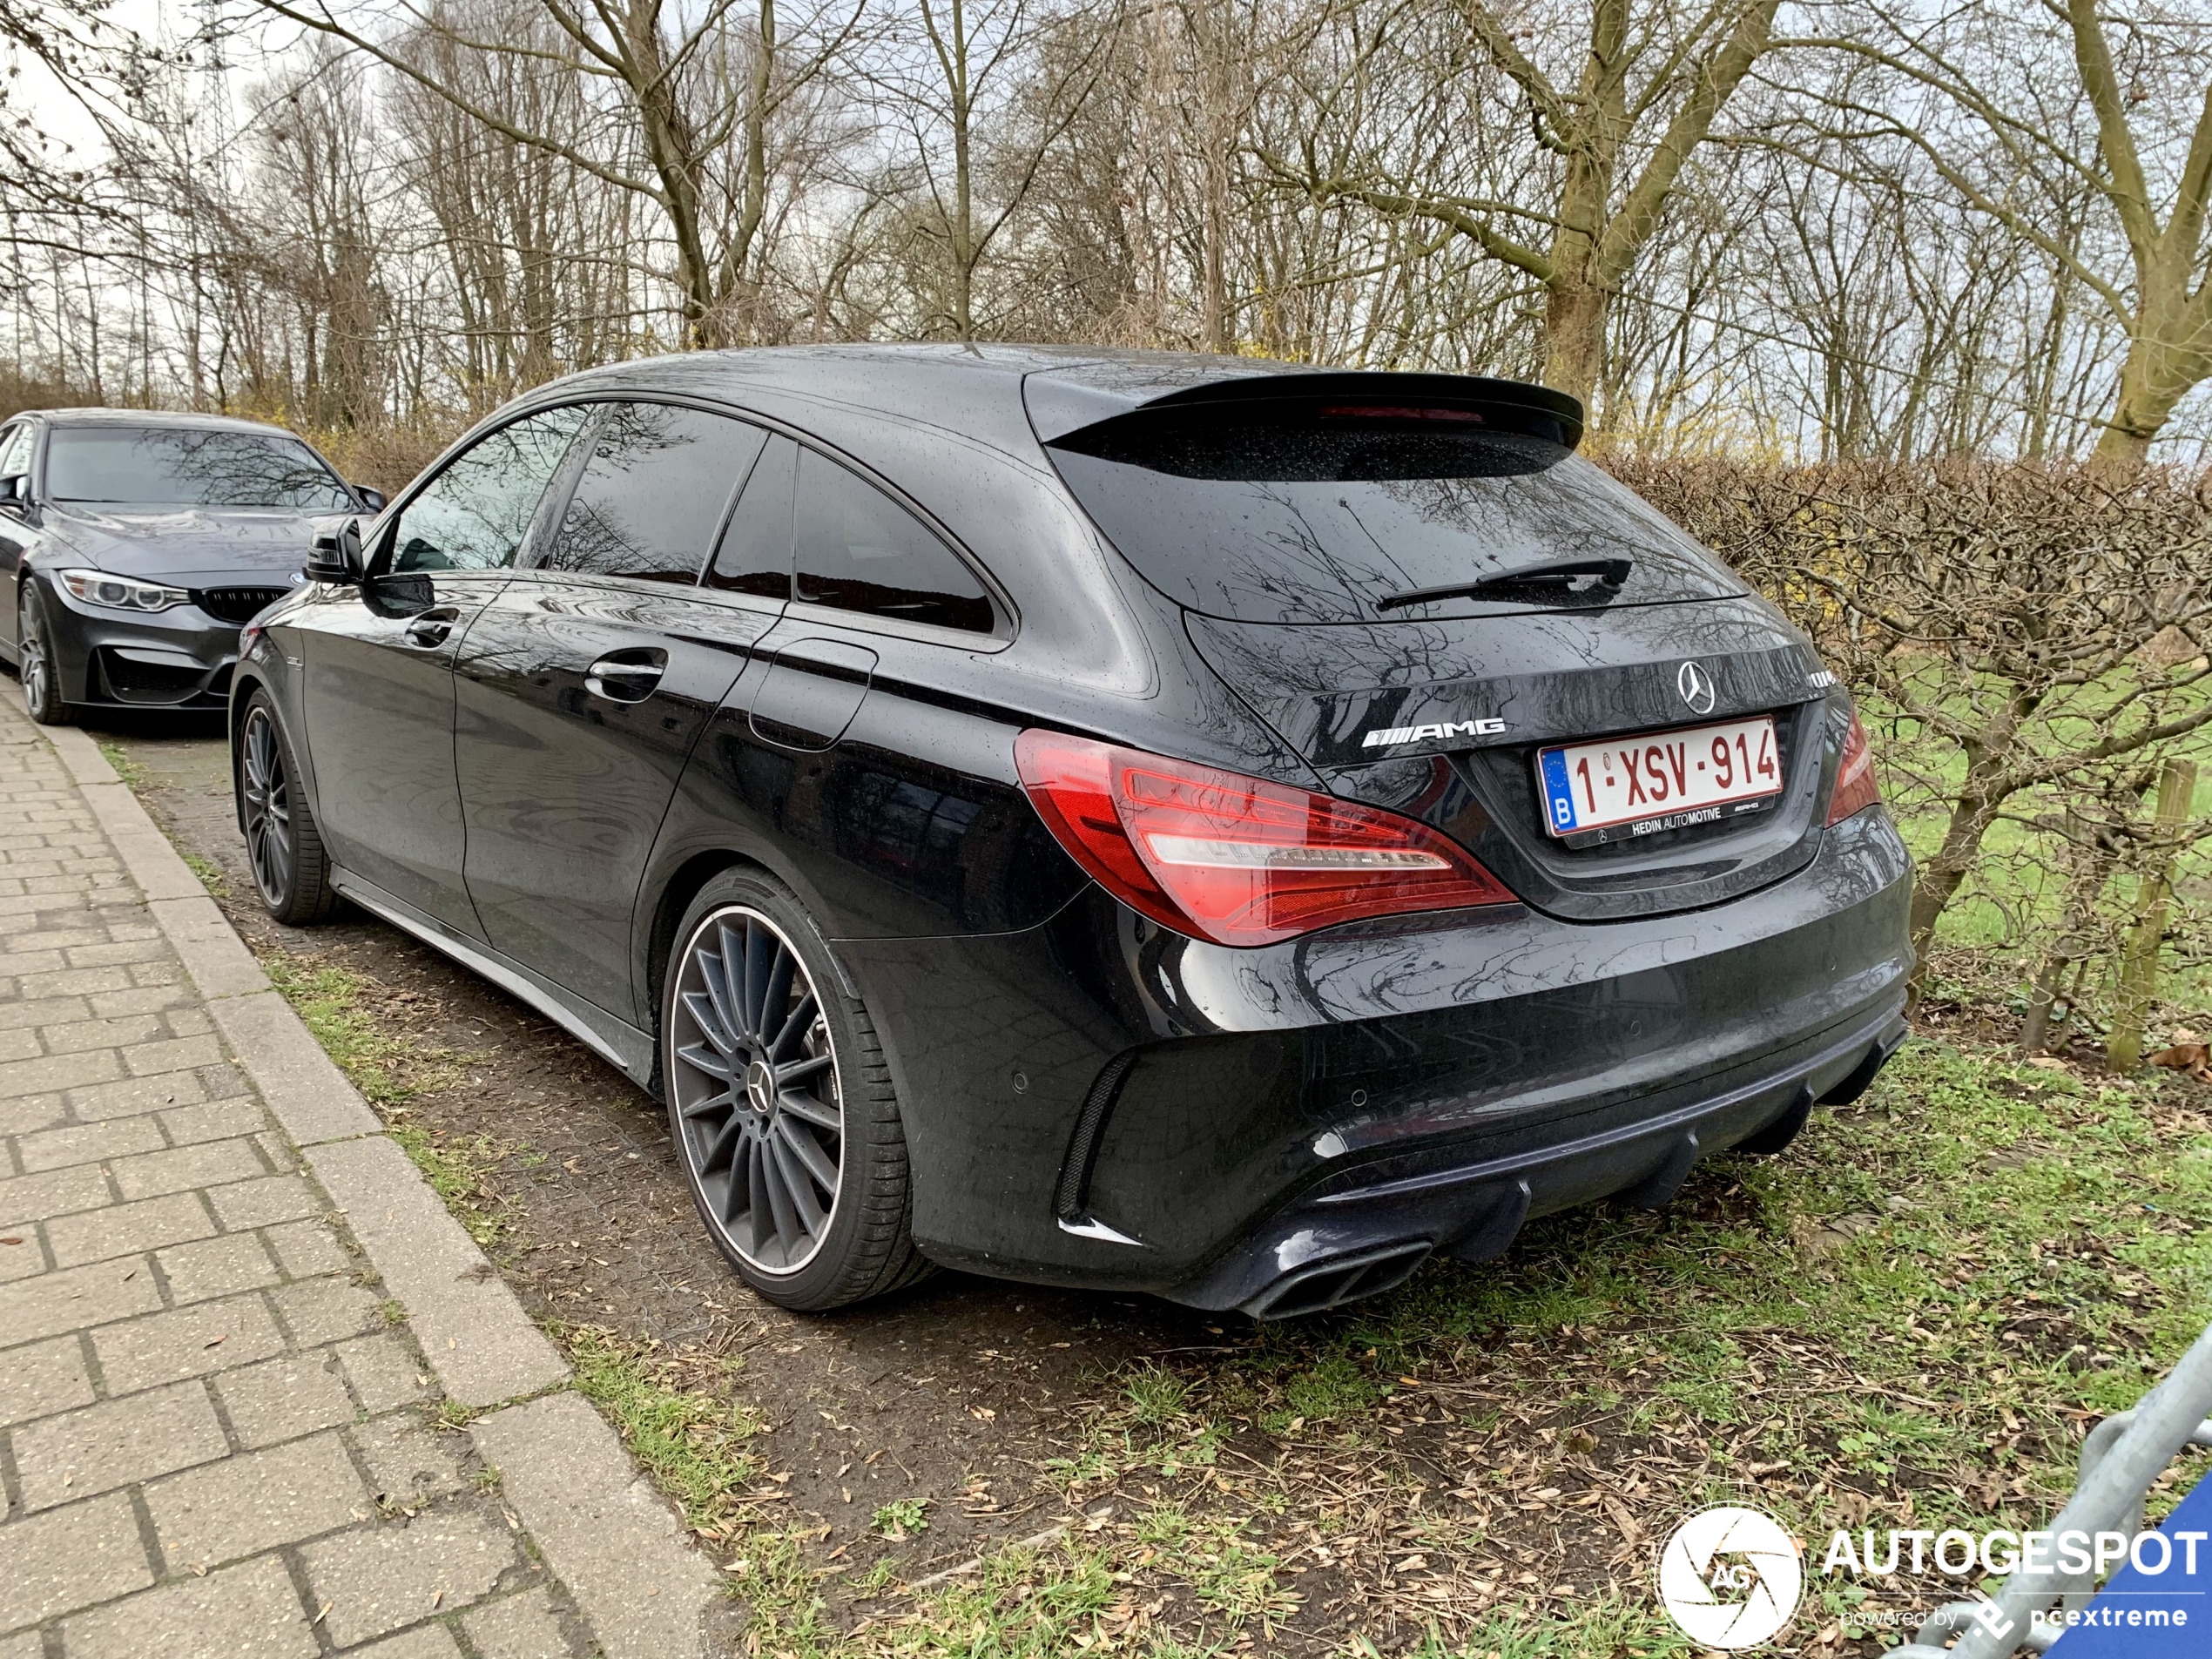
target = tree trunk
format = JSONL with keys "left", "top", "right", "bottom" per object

{"left": 1907, "top": 793, "right": 1993, "bottom": 970}
{"left": 2090, "top": 270, "right": 2212, "bottom": 473}
{"left": 2107, "top": 759, "right": 2198, "bottom": 1071}
{"left": 1904, "top": 678, "right": 2043, "bottom": 995}
{"left": 2020, "top": 807, "right": 2119, "bottom": 1053}
{"left": 2091, "top": 334, "right": 2186, "bottom": 473}
{"left": 1541, "top": 272, "right": 1608, "bottom": 412}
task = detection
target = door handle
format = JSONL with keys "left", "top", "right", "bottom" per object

{"left": 585, "top": 654, "right": 665, "bottom": 704}
{"left": 402, "top": 607, "right": 462, "bottom": 648}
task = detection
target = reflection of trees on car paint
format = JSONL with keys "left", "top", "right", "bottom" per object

{"left": 393, "top": 406, "right": 590, "bottom": 572}
{"left": 45, "top": 428, "right": 355, "bottom": 510}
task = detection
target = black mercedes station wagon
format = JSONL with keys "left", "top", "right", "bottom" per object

{"left": 230, "top": 347, "right": 1912, "bottom": 1318}
{"left": 0, "top": 408, "right": 378, "bottom": 724}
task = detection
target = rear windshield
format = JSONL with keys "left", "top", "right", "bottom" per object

{"left": 1045, "top": 409, "right": 1743, "bottom": 624}
{"left": 45, "top": 427, "right": 354, "bottom": 511}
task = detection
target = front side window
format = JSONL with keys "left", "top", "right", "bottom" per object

{"left": 792, "top": 448, "right": 993, "bottom": 633}
{"left": 392, "top": 406, "right": 590, "bottom": 574}
{"left": 0, "top": 424, "right": 33, "bottom": 482}
{"left": 45, "top": 426, "right": 353, "bottom": 511}
{"left": 537, "top": 402, "right": 766, "bottom": 583}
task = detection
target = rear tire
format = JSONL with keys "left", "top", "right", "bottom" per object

{"left": 19, "top": 583, "right": 77, "bottom": 726}
{"left": 661, "top": 867, "right": 934, "bottom": 1312}
{"left": 236, "top": 691, "right": 338, "bottom": 925}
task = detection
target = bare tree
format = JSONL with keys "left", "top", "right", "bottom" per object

{"left": 246, "top": 0, "right": 863, "bottom": 346}
{"left": 866, "top": 0, "right": 1116, "bottom": 341}
{"left": 1271, "top": 0, "right": 1780, "bottom": 407}
{"left": 253, "top": 48, "right": 392, "bottom": 424}
{"left": 1802, "top": 0, "right": 2212, "bottom": 470}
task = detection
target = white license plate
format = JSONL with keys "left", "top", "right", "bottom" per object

{"left": 1537, "top": 716, "right": 1781, "bottom": 839}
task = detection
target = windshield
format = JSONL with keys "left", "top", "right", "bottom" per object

{"left": 45, "top": 427, "right": 354, "bottom": 510}
{"left": 1046, "top": 410, "right": 1744, "bottom": 624}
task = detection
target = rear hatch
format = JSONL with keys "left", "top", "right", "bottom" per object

{"left": 1033, "top": 375, "right": 1844, "bottom": 921}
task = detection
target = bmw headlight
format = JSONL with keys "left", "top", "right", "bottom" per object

{"left": 57, "top": 569, "right": 192, "bottom": 613}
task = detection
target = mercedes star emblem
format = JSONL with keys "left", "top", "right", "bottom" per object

{"left": 1676, "top": 660, "right": 1716, "bottom": 715}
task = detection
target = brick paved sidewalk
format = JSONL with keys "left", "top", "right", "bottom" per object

{"left": 0, "top": 701, "right": 629, "bottom": 1659}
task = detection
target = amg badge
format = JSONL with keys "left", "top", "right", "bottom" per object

{"left": 1363, "top": 718, "right": 1508, "bottom": 748}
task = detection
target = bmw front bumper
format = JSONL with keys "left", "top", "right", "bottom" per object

{"left": 42, "top": 578, "right": 259, "bottom": 711}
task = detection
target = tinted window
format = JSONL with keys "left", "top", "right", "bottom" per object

{"left": 45, "top": 427, "right": 352, "bottom": 510}
{"left": 792, "top": 449, "right": 992, "bottom": 633}
{"left": 539, "top": 402, "right": 766, "bottom": 583}
{"left": 1047, "top": 409, "right": 1744, "bottom": 624}
{"left": 706, "top": 435, "right": 794, "bottom": 601}
{"left": 393, "top": 406, "right": 590, "bottom": 573}
{"left": 0, "top": 425, "right": 32, "bottom": 481}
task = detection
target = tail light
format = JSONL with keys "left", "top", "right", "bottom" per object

{"left": 1015, "top": 730, "right": 1514, "bottom": 948}
{"left": 1825, "top": 709, "right": 1881, "bottom": 825}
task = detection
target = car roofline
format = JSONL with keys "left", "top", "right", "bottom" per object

{"left": 32, "top": 408, "right": 302, "bottom": 437}
{"left": 462, "top": 345, "right": 1583, "bottom": 464}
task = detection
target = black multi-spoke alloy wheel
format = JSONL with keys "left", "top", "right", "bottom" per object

{"left": 18, "top": 583, "right": 76, "bottom": 726}
{"left": 235, "top": 692, "right": 337, "bottom": 925}
{"left": 663, "top": 869, "right": 932, "bottom": 1311}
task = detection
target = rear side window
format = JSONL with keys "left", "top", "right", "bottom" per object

{"left": 792, "top": 448, "right": 993, "bottom": 634}
{"left": 706, "top": 435, "right": 796, "bottom": 601}
{"left": 394, "top": 407, "right": 590, "bottom": 573}
{"left": 539, "top": 403, "right": 767, "bottom": 583}
{"left": 1045, "top": 407, "right": 1744, "bottom": 624}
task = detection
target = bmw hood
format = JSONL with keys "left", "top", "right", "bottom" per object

{"left": 43, "top": 505, "right": 343, "bottom": 587}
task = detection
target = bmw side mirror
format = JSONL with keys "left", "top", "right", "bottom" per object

{"left": 354, "top": 484, "right": 387, "bottom": 512}
{"left": 0, "top": 475, "right": 25, "bottom": 512}
{"left": 306, "top": 518, "right": 366, "bottom": 585}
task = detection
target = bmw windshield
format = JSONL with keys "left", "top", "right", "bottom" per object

{"left": 46, "top": 428, "right": 354, "bottom": 511}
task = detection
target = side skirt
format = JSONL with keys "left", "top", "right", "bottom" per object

{"left": 330, "top": 866, "right": 656, "bottom": 1086}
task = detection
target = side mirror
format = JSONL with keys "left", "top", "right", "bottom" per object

{"left": 0, "top": 475, "right": 25, "bottom": 511}
{"left": 354, "top": 484, "right": 387, "bottom": 512}
{"left": 306, "top": 517, "right": 366, "bottom": 585}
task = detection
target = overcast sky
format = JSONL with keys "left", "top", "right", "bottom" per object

{"left": 16, "top": 0, "right": 272, "bottom": 162}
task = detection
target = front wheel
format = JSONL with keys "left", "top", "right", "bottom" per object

{"left": 236, "top": 692, "right": 338, "bottom": 925}
{"left": 661, "top": 869, "right": 933, "bottom": 1312}
{"left": 19, "top": 583, "right": 77, "bottom": 725}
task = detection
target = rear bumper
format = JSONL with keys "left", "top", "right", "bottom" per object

{"left": 1177, "top": 998, "right": 1905, "bottom": 1317}
{"left": 842, "top": 806, "right": 1914, "bottom": 1309}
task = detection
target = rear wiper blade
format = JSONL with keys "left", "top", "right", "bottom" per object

{"left": 1375, "top": 557, "right": 1632, "bottom": 611}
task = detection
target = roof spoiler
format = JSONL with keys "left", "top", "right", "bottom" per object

{"left": 1026, "top": 368, "right": 1584, "bottom": 452}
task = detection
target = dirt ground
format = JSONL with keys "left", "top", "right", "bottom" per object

{"left": 94, "top": 714, "right": 1233, "bottom": 1545}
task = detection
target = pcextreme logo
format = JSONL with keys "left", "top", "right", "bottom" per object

{"left": 1655, "top": 1505, "right": 1804, "bottom": 1649}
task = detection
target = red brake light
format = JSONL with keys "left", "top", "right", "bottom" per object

{"left": 1015, "top": 730, "right": 1514, "bottom": 948}
{"left": 1825, "top": 709, "right": 1881, "bottom": 826}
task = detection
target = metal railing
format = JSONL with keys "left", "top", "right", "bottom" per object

{"left": 1889, "top": 1319, "right": 2212, "bottom": 1657}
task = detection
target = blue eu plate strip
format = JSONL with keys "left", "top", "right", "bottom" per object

{"left": 1538, "top": 747, "right": 1577, "bottom": 833}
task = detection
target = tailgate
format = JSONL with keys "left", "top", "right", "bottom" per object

{"left": 1187, "top": 598, "right": 1847, "bottom": 921}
